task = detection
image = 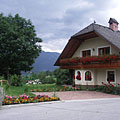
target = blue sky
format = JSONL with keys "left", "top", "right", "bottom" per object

{"left": 0, "top": 0, "right": 120, "bottom": 53}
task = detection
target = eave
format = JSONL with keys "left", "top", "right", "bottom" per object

{"left": 54, "top": 31, "right": 98, "bottom": 66}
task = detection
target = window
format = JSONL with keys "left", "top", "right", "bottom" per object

{"left": 107, "top": 71, "right": 115, "bottom": 82}
{"left": 82, "top": 50, "right": 91, "bottom": 57}
{"left": 85, "top": 71, "right": 92, "bottom": 81}
{"left": 76, "top": 71, "right": 81, "bottom": 80}
{"left": 98, "top": 47, "right": 110, "bottom": 55}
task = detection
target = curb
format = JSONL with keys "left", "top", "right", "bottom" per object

{"left": 1, "top": 100, "right": 62, "bottom": 109}
{"left": 63, "top": 97, "right": 120, "bottom": 102}
{"left": 1, "top": 97, "right": 120, "bottom": 109}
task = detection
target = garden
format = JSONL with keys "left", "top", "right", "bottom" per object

{"left": 0, "top": 69, "right": 78, "bottom": 106}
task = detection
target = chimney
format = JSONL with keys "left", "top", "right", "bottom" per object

{"left": 108, "top": 18, "right": 119, "bottom": 31}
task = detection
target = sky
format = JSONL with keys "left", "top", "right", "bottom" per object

{"left": 0, "top": 0, "right": 120, "bottom": 53}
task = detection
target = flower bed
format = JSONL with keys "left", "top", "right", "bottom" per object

{"left": 60, "top": 55, "right": 118, "bottom": 65}
{"left": 95, "top": 82, "right": 120, "bottom": 95}
{"left": 2, "top": 94, "right": 60, "bottom": 105}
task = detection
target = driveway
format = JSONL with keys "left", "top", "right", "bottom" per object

{"left": 34, "top": 91, "right": 120, "bottom": 100}
{"left": 1, "top": 98, "right": 120, "bottom": 120}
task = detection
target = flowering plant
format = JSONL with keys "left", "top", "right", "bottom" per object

{"left": 76, "top": 71, "right": 81, "bottom": 80}
{"left": 76, "top": 75, "right": 81, "bottom": 80}
{"left": 60, "top": 55, "right": 118, "bottom": 65}
{"left": 2, "top": 93, "right": 60, "bottom": 105}
{"left": 85, "top": 75, "right": 92, "bottom": 80}
{"left": 85, "top": 71, "right": 92, "bottom": 81}
{"left": 101, "top": 81, "right": 116, "bottom": 93}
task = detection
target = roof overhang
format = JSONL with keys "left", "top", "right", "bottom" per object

{"left": 54, "top": 31, "right": 98, "bottom": 66}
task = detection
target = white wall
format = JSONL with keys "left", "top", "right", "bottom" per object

{"left": 75, "top": 69, "right": 120, "bottom": 85}
{"left": 72, "top": 37, "right": 119, "bottom": 58}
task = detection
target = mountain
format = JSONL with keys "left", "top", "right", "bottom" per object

{"left": 32, "top": 51, "right": 60, "bottom": 73}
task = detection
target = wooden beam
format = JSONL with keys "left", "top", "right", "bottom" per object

{"left": 60, "top": 61, "right": 120, "bottom": 69}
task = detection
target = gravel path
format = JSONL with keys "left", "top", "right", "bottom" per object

{"left": 33, "top": 91, "right": 120, "bottom": 100}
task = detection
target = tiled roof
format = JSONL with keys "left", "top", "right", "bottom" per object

{"left": 72, "top": 23, "right": 120, "bottom": 50}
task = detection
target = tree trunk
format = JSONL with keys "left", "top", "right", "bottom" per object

{"left": 7, "top": 68, "right": 10, "bottom": 84}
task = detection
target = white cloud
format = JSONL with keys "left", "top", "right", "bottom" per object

{"left": 108, "top": 0, "right": 120, "bottom": 24}
{"left": 37, "top": 33, "right": 54, "bottom": 39}
{"left": 41, "top": 38, "right": 68, "bottom": 53}
{"left": 69, "top": 0, "right": 94, "bottom": 10}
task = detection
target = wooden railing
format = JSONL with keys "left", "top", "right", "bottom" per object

{"left": 60, "top": 55, "right": 120, "bottom": 69}
{"left": 0, "top": 80, "right": 8, "bottom": 86}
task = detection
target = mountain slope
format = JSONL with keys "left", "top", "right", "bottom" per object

{"left": 32, "top": 51, "right": 60, "bottom": 73}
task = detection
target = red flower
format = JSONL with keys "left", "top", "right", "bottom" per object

{"left": 76, "top": 75, "right": 81, "bottom": 80}
{"left": 111, "top": 84, "right": 114, "bottom": 87}
{"left": 85, "top": 75, "right": 92, "bottom": 80}
{"left": 108, "top": 81, "right": 111, "bottom": 84}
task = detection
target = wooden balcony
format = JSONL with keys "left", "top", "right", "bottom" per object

{"left": 60, "top": 55, "right": 120, "bottom": 69}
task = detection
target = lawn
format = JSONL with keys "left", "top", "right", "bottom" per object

{"left": 2, "top": 85, "right": 34, "bottom": 97}
{"left": 2, "top": 84, "right": 74, "bottom": 97}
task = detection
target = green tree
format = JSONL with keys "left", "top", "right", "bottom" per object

{"left": 38, "top": 71, "right": 55, "bottom": 84}
{"left": 53, "top": 68, "right": 70, "bottom": 85}
{"left": 0, "top": 13, "right": 42, "bottom": 82}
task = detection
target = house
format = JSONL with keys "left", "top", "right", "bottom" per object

{"left": 54, "top": 18, "right": 120, "bottom": 87}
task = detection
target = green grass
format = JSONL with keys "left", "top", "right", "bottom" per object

{"left": 2, "top": 84, "right": 73, "bottom": 97}
{"left": 2, "top": 85, "right": 34, "bottom": 97}
{"left": 27, "top": 84, "right": 60, "bottom": 91}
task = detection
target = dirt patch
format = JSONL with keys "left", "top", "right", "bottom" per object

{"left": 33, "top": 91, "right": 120, "bottom": 100}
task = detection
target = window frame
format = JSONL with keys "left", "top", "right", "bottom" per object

{"left": 97, "top": 46, "right": 111, "bottom": 56}
{"left": 84, "top": 70, "right": 93, "bottom": 82}
{"left": 75, "top": 70, "right": 82, "bottom": 81}
{"left": 80, "top": 48, "right": 92, "bottom": 57}
{"left": 106, "top": 70, "right": 116, "bottom": 83}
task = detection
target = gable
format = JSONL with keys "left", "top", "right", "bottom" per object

{"left": 72, "top": 37, "right": 119, "bottom": 58}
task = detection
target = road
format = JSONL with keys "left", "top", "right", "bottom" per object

{"left": 0, "top": 98, "right": 120, "bottom": 120}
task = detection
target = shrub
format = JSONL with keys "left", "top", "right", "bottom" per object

{"left": 38, "top": 71, "right": 55, "bottom": 84}
{"left": 54, "top": 68, "right": 70, "bottom": 85}
{"left": 10, "top": 74, "right": 22, "bottom": 86}
{"left": 44, "top": 76, "right": 55, "bottom": 84}
{"left": 95, "top": 82, "right": 120, "bottom": 95}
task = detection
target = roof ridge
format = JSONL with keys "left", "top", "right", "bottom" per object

{"left": 94, "top": 23, "right": 120, "bottom": 33}
{"left": 72, "top": 23, "right": 94, "bottom": 37}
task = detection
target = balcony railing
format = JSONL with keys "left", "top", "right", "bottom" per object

{"left": 60, "top": 55, "right": 120, "bottom": 69}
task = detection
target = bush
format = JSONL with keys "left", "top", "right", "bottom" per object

{"left": 44, "top": 76, "right": 55, "bottom": 84}
{"left": 38, "top": 71, "right": 55, "bottom": 84}
{"left": 54, "top": 68, "right": 70, "bottom": 85}
{"left": 10, "top": 74, "right": 22, "bottom": 86}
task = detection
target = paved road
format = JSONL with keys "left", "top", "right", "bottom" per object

{"left": 0, "top": 98, "right": 120, "bottom": 120}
